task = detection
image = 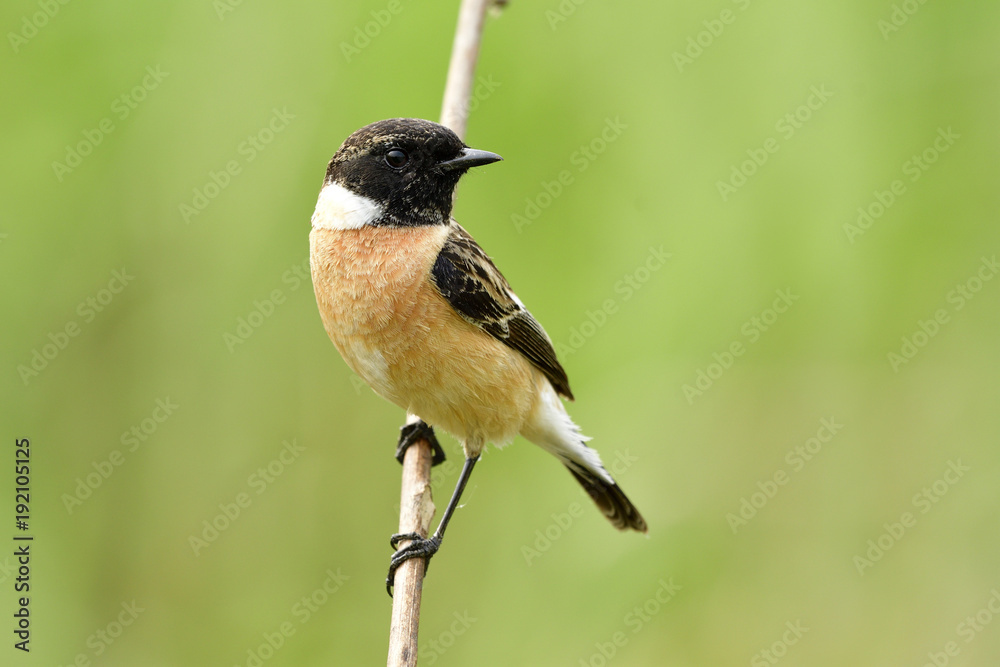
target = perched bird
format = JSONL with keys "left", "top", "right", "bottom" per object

{"left": 309, "top": 118, "right": 646, "bottom": 594}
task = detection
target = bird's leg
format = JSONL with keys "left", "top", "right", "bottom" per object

{"left": 395, "top": 419, "right": 446, "bottom": 467}
{"left": 386, "top": 455, "right": 479, "bottom": 596}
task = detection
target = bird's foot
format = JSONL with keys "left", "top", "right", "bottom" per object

{"left": 396, "top": 420, "right": 446, "bottom": 466}
{"left": 386, "top": 532, "right": 441, "bottom": 597}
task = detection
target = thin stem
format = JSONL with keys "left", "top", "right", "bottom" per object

{"left": 386, "top": 415, "right": 435, "bottom": 667}
{"left": 440, "top": 0, "right": 494, "bottom": 141}
{"left": 386, "top": 1, "right": 499, "bottom": 664}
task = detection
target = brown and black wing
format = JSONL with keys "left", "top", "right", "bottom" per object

{"left": 430, "top": 223, "right": 573, "bottom": 399}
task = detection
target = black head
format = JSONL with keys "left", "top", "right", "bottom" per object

{"left": 324, "top": 118, "right": 502, "bottom": 227}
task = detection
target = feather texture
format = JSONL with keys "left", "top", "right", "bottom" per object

{"left": 431, "top": 223, "right": 574, "bottom": 399}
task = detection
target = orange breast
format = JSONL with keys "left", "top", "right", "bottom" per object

{"left": 310, "top": 225, "right": 537, "bottom": 451}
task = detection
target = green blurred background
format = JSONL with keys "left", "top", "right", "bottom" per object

{"left": 3, "top": 0, "right": 999, "bottom": 665}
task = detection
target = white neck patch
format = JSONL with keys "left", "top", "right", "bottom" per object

{"left": 311, "top": 181, "right": 384, "bottom": 231}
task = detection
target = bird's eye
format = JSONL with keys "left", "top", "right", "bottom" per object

{"left": 385, "top": 148, "right": 408, "bottom": 168}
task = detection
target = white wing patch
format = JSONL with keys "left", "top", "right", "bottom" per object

{"left": 521, "top": 382, "right": 614, "bottom": 485}
{"left": 311, "top": 182, "right": 383, "bottom": 231}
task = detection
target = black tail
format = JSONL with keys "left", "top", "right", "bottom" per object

{"left": 567, "top": 466, "right": 647, "bottom": 533}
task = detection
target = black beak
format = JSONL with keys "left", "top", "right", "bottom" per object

{"left": 438, "top": 147, "right": 503, "bottom": 172}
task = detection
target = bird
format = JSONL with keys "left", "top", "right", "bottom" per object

{"left": 308, "top": 118, "right": 647, "bottom": 595}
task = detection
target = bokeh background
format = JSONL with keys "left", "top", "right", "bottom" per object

{"left": 3, "top": 0, "right": 999, "bottom": 665}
